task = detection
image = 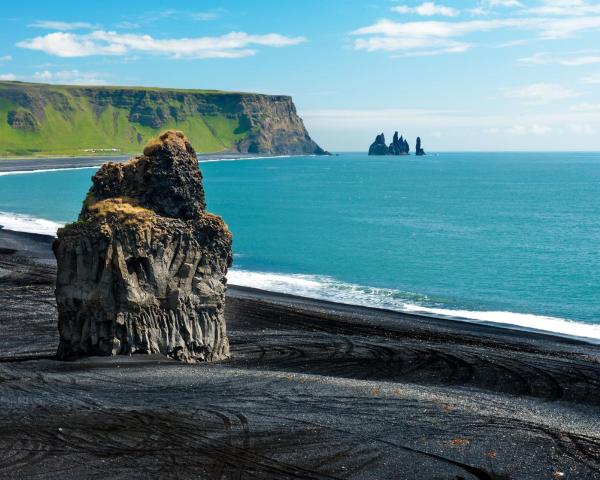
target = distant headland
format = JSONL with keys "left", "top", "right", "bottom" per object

{"left": 368, "top": 132, "right": 425, "bottom": 156}
{"left": 0, "top": 81, "right": 329, "bottom": 158}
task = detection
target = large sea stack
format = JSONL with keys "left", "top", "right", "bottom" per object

{"left": 53, "top": 131, "right": 232, "bottom": 362}
{"left": 368, "top": 133, "right": 389, "bottom": 155}
{"left": 368, "top": 131, "right": 410, "bottom": 156}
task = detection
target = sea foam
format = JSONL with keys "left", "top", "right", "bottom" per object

{"left": 0, "top": 212, "right": 64, "bottom": 237}
{"left": 0, "top": 166, "right": 100, "bottom": 176}
{"left": 2, "top": 210, "right": 598, "bottom": 343}
{"left": 228, "top": 269, "right": 600, "bottom": 343}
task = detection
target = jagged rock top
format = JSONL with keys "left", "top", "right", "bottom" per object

{"left": 84, "top": 131, "right": 206, "bottom": 221}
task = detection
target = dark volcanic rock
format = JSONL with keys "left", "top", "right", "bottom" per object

{"left": 368, "top": 133, "right": 389, "bottom": 155}
{"left": 389, "top": 131, "right": 409, "bottom": 155}
{"left": 416, "top": 137, "right": 425, "bottom": 156}
{"left": 7, "top": 110, "right": 38, "bottom": 131}
{"left": 369, "top": 131, "right": 411, "bottom": 156}
{"left": 53, "top": 131, "right": 232, "bottom": 362}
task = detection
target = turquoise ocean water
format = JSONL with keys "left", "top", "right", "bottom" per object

{"left": 1, "top": 152, "right": 599, "bottom": 340}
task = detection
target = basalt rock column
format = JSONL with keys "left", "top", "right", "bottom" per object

{"left": 416, "top": 137, "right": 426, "bottom": 156}
{"left": 53, "top": 131, "right": 232, "bottom": 362}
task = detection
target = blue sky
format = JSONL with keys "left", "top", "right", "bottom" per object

{"left": 1, "top": 0, "right": 600, "bottom": 151}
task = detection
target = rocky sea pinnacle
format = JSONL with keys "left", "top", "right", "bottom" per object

{"left": 53, "top": 131, "right": 232, "bottom": 363}
{"left": 368, "top": 131, "right": 424, "bottom": 156}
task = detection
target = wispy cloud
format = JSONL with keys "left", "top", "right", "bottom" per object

{"left": 507, "top": 124, "right": 553, "bottom": 135}
{"left": 30, "top": 20, "right": 97, "bottom": 31}
{"left": 392, "top": 2, "right": 458, "bottom": 17}
{"left": 114, "top": 21, "right": 140, "bottom": 30}
{"left": 353, "top": 1, "right": 600, "bottom": 57}
{"left": 351, "top": 17, "right": 600, "bottom": 56}
{"left": 469, "top": 0, "right": 524, "bottom": 16}
{"left": 191, "top": 12, "right": 220, "bottom": 21}
{"left": 570, "top": 102, "right": 600, "bottom": 111}
{"left": 519, "top": 51, "right": 600, "bottom": 66}
{"left": 569, "top": 123, "right": 595, "bottom": 134}
{"left": 0, "top": 55, "right": 12, "bottom": 62}
{"left": 581, "top": 73, "right": 600, "bottom": 83}
{"left": 17, "top": 30, "right": 306, "bottom": 59}
{"left": 524, "top": 0, "right": 600, "bottom": 16}
{"left": 503, "top": 83, "right": 579, "bottom": 103}
{"left": 0, "top": 73, "right": 17, "bottom": 80}
{"left": 33, "top": 69, "right": 109, "bottom": 85}
{"left": 138, "top": 9, "right": 223, "bottom": 24}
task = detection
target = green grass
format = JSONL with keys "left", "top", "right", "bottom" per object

{"left": 0, "top": 81, "right": 264, "bottom": 157}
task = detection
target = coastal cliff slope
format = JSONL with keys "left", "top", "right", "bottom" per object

{"left": 0, "top": 81, "right": 327, "bottom": 157}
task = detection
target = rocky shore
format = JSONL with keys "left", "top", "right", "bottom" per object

{"left": 1, "top": 226, "right": 600, "bottom": 479}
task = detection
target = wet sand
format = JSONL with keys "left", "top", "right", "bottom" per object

{"left": 1, "top": 228, "right": 600, "bottom": 479}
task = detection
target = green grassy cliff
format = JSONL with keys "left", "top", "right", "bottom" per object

{"left": 0, "top": 81, "right": 326, "bottom": 157}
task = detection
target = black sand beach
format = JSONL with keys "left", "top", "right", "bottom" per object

{"left": 0, "top": 153, "right": 300, "bottom": 174}
{"left": 1, "top": 227, "right": 600, "bottom": 479}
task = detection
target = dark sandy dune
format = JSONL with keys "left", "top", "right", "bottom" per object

{"left": 1, "top": 228, "right": 600, "bottom": 479}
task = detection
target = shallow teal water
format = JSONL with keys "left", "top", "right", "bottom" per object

{"left": 1, "top": 152, "right": 599, "bottom": 335}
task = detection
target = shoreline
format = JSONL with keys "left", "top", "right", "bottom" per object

{"left": 1, "top": 225, "right": 600, "bottom": 477}
{"left": 0, "top": 152, "right": 316, "bottom": 174}
{"left": 1, "top": 226, "right": 597, "bottom": 347}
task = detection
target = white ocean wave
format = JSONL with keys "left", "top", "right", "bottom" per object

{"left": 1, "top": 211, "right": 597, "bottom": 343}
{"left": 198, "top": 154, "right": 297, "bottom": 163}
{"left": 0, "top": 154, "right": 303, "bottom": 176}
{"left": 0, "top": 166, "right": 100, "bottom": 176}
{"left": 228, "top": 269, "right": 600, "bottom": 343}
{"left": 0, "top": 212, "right": 64, "bottom": 236}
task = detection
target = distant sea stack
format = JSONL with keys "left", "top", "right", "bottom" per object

{"left": 416, "top": 137, "right": 426, "bottom": 156}
{"left": 53, "top": 131, "right": 232, "bottom": 362}
{"left": 368, "top": 133, "right": 389, "bottom": 155}
{"left": 0, "top": 81, "right": 328, "bottom": 157}
{"left": 368, "top": 132, "right": 425, "bottom": 156}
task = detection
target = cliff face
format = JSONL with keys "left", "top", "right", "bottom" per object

{"left": 53, "top": 131, "right": 232, "bottom": 362}
{"left": 0, "top": 81, "right": 327, "bottom": 157}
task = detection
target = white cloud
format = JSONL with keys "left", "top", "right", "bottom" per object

{"left": 114, "top": 21, "right": 140, "bottom": 29}
{"left": 570, "top": 102, "right": 600, "bottom": 111}
{"left": 0, "top": 73, "right": 17, "bottom": 80}
{"left": 352, "top": 8, "right": 600, "bottom": 56}
{"left": 33, "top": 69, "right": 108, "bottom": 85}
{"left": 507, "top": 124, "right": 553, "bottom": 135}
{"left": 0, "top": 55, "right": 12, "bottom": 62}
{"left": 581, "top": 73, "right": 600, "bottom": 83}
{"left": 482, "top": 127, "right": 501, "bottom": 134}
{"left": 191, "top": 12, "right": 220, "bottom": 21}
{"left": 351, "top": 16, "right": 600, "bottom": 56}
{"left": 504, "top": 83, "right": 579, "bottom": 103}
{"left": 469, "top": 0, "right": 524, "bottom": 15}
{"left": 518, "top": 51, "right": 600, "bottom": 66}
{"left": 488, "top": 0, "right": 523, "bottom": 6}
{"left": 525, "top": 0, "right": 600, "bottom": 16}
{"left": 139, "top": 9, "right": 222, "bottom": 23}
{"left": 30, "top": 20, "right": 97, "bottom": 31}
{"left": 392, "top": 2, "right": 459, "bottom": 17}
{"left": 569, "top": 123, "right": 595, "bottom": 134}
{"left": 17, "top": 30, "right": 306, "bottom": 59}
{"left": 484, "top": 124, "right": 554, "bottom": 135}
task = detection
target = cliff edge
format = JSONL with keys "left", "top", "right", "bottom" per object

{"left": 0, "top": 81, "right": 328, "bottom": 157}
